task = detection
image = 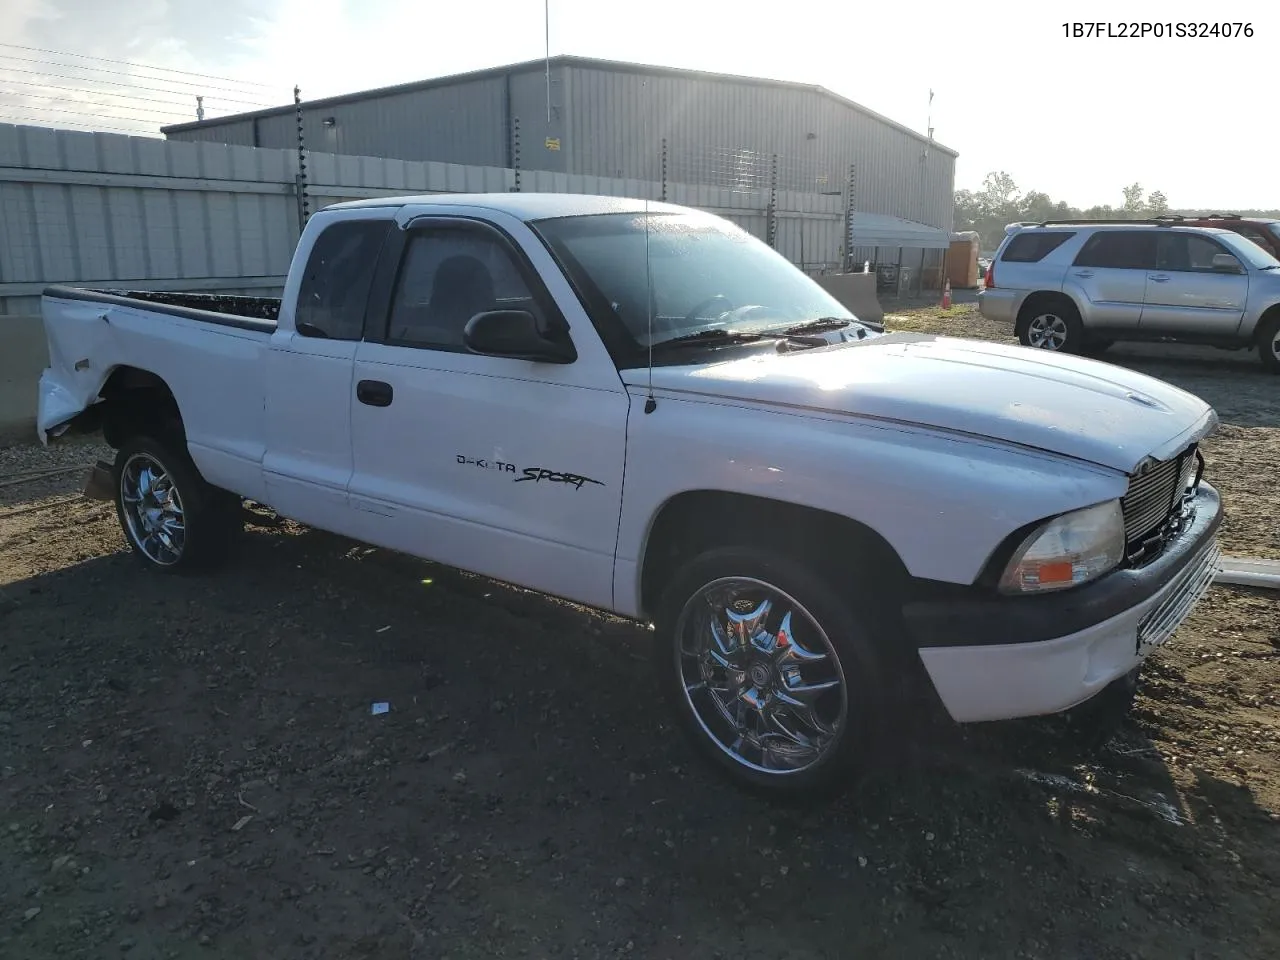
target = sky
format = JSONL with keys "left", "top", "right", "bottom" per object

{"left": 2, "top": 0, "right": 1277, "bottom": 209}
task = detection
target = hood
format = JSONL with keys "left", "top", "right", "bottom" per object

{"left": 622, "top": 333, "right": 1217, "bottom": 473}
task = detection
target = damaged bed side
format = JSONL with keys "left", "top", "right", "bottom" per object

{"left": 35, "top": 284, "right": 278, "bottom": 503}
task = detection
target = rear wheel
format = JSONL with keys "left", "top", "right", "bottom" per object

{"left": 113, "top": 435, "right": 240, "bottom": 573}
{"left": 1018, "top": 300, "right": 1084, "bottom": 354}
{"left": 654, "top": 546, "right": 886, "bottom": 800}
{"left": 1257, "top": 311, "right": 1280, "bottom": 373}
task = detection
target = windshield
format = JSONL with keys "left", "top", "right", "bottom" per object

{"left": 1216, "top": 229, "right": 1280, "bottom": 269}
{"left": 1270, "top": 223, "right": 1280, "bottom": 243}
{"left": 532, "top": 211, "right": 859, "bottom": 351}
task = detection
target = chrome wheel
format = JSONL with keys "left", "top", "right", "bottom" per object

{"left": 1271, "top": 329, "right": 1280, "bottom": 362}
{"left": 1027, "top": 313, "right": 1069, "bottom": 350}
{"left": 119, "top": 453, "right": 186, "bottom": 566}
{"left": 675, "top": 577, "right": 847, "bottom": 775}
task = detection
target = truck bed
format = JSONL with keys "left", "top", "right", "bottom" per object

{"left": 38, "top": 284, "right": 276, "bottom": 502}
{"left": 43, "top": 285, "right": 280, "bottom": 333}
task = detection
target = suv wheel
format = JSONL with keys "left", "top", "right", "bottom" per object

{"left": 1019, "top": 302, "right": 1083, "bottom": 353}
{"left": 1257, "top": 311, "right": 1280, "bottom": 373}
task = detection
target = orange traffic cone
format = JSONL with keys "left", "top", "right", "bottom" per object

{"left": 942, "top": 279, "right": 952, "bottom": 310}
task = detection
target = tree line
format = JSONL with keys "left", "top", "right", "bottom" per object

{"left": 954, "top": 172, "right": 1280, "bottom": 252}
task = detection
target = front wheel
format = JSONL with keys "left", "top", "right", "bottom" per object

{"left": 654, "top": 546, "right": 886, "bottom": 800}
{"left": 113, "top": 436, "right": 239, "bottom": 573}
{"left": 1257, "top": 312, "right": 1280, "bottom": 373}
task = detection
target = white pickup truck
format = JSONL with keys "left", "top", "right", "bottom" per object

{"left": 37, "top": 193, "right": 1223, "bottom": 798}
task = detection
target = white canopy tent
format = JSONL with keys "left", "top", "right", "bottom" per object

{"left": 848, "top": 212, "right": 951, "bottom": 298}
{"left": 849, "top": 212, "right": 951, "bottom": 249}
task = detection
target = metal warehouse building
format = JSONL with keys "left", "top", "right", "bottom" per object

{"left": 163, "top": 56, "right": 955, "bottom": 231}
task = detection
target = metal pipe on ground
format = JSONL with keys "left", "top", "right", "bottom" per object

{"left": 1216, "top": 557, "right": 1280, "bottom": 591}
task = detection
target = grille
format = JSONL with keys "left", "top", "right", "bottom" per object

{"left": 1120, "top": 445, "right": 1200, "bottom": 562}
{"left": 1137, "top": 540, "right": 1221, "bottom": 654}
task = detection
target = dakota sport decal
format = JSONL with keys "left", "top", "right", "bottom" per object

{"left": 456, "top": 455, "right": 603, "bottom": 490}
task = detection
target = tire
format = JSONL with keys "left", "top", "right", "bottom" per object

{"left": 1017, "top": 299, "right": 1084, "bottom": 354}
{"left": 653, "top": 545, "right": 887, "bottom": 801}
{"left": 112, "top": 435, "right": 240, "bottom": 574}
{"left": 1256, "top": 311, "right": 1280, "bottom": 373}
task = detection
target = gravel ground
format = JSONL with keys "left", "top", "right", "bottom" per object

{"left": 1, "top": 316, "right": 1277, "bottom": 959}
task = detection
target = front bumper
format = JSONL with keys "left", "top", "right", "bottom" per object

{"left": 907, "top": 483, "right": 1222, "bottom": 724}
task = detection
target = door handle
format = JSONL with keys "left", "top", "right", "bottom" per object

{"left": 356, "top": 379, "right": 393, "bottom": 407}
{"left": 1073, "top": 270, "right": 1094, "bottom": 278}
{"left": 1149, "top": 274, "right": 1170, "bottom": 283}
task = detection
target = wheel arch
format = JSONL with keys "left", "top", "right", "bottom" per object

{"left": 1014, "top": 290, "right": 1083, "bottom": 337}
{"left": 1251, "top": 302, "right": 1280, "bottom": 343}
{"left": 94, "top": 365, "right": 187, "bottom": 449}
{"left": 1253, "top": 303, "right": 1280, "bottom": 370}
{"left": 637, "top": 489, "right": 912, "bottom": 622}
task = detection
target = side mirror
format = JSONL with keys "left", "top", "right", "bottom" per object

{"left": 462, "top": 310, "right": 576, "bottom": 364}
{"left": 1211, "top": 253, "right": 1244, "bottom": 274}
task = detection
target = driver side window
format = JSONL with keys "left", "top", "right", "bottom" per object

{"left": 386, "top": 227, "right": 546, "bottom": 350}
{"left": 1155, "top": 234, "right": 1240, "bottom": 273}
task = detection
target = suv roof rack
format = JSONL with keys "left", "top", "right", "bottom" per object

{"left": 1033, "top": 217, "right": 1185, "bottom": 228}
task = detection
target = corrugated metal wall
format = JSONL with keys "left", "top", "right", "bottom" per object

{"left": 560, "top": 64, "right": 954, "bottom": 231}
{"left": 0, "top": 122, "right": 849, "bottom": 319}
{"left": 166, "top": 62, "right": 954, "bottom": 231}
{"left": 173, "top": 79, "right": 513, "bottom": 169}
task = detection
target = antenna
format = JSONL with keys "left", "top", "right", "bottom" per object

{"left": 643, "top": 197, "right": 657, "bottom": 414}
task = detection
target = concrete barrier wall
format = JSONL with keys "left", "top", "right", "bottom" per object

{"left": 0, "top": 315, "right": 47, "bottom": 442}
{"left": 812, "top": 273, "right": 884, "bottom": 326}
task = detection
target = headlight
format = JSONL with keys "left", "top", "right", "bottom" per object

{"left": 998, "top": 500, "right": 1125, "bottom": 595}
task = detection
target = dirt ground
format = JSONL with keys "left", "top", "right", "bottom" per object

{"left": 2, "top": 312, "right": 1278, "bottom": 960}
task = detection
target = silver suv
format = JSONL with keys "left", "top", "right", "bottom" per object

{"left": 979, "top": 220, "right": 1280, "bottom": 371}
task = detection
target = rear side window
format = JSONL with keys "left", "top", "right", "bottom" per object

{"left": 295, "top": 219, "right": 393, "bottom": 340}
{"left": 1073, "top": 231, "right": 1157, "bottom": 270}
{"left": 1000, "top": 232, "right": 1075, "bottom": 262}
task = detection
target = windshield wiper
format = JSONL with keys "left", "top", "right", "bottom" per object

{"left": 774, "top": 317, "right": 853, "bottom": 335}
{"left": 648, "top": 328, "right": 770, "bottom": 351}
{"left": 648, "top": 317, "right": 864, "bottom": 353}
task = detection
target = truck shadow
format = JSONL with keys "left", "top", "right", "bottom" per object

{"left": 2, "top": 514, "right": 1276, "bottom": 958}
